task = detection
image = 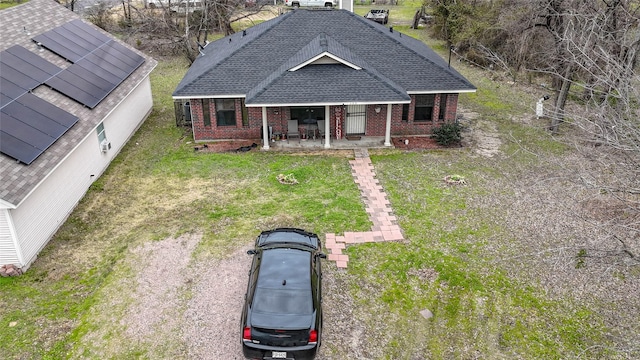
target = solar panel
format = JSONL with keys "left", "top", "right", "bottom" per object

{"left": 32, "top": 19, "right": 111, "bottom": 61}
{"left": 46, "top": 71, "right": 102, "bottom": 108}
{"left": 82, "top": 52, "right": 130, "bottom": 81}
{"left": 66, "top": 19, "right": 112, "bottom": 48}
{"left": 0, "top": 45, "right": 61, "bottom": 86}
{"left": 11, "top": 93, "right": 78, "bottom": 132}
{"left": 0, "top": 94, "right": 13, "bottom": 108}
{"left": 0, "top": 18, "right": 146, "bottom": 164}
{"left": 0, "top": 63, "right": 41, "bottom": 92}
{"left": 64, "top": 64, "right": 116, "bottom": 91}
{"left": 33, "top": 32, "right": 85, "bottom": 63}
{"left": 0, "top": 93, "right": 78, "bottom": 165}
{"left": 0, "top": 78, "right": 26, "bottom": 101}
{"left": 1, "top": 111, "right": 58, "bottom": 149}
{"left": 33, "top": 20, "right": 145, "bottom": 109}
{"left": 55, "top": 24, "right": 105, "bottom": 51}
{"left": 0, "top": 131, "right": 42, "bottom": 165}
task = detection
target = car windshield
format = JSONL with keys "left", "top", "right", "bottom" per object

{"left": 253, "top": 288, "right": 312, "bottom": 315}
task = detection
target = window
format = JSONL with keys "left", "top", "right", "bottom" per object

{"left": 414, "top": 95, "right": 435, "bottom": 122}
{"left": 241, "top": 98, "right": 248, "bottom": 126}
{"left": 216, "top": 99, "right": 236, "bottom": 126}
{"left": 96, "top": 122, "right": 107, "bottom": 142}
{"left": 202, "top": 99, "right": 211, "bottom": 126}
{"left": 401, "top": 103, "right": 409, "bottom": 122}
{"left": 290, "top": 106, "right": 324, "bottom": 123}
{"left": 438, "top": 94, "right": 448, "bottom": 121}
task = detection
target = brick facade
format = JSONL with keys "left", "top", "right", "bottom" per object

{"left": 189, "top": 94, "right": 459, "bottom": 141}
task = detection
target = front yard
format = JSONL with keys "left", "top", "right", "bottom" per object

{"left": 1, "top": 6, "right": 639, "bottom": 360}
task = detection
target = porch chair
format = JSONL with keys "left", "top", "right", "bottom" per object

{"left": 316, "top": 120, "right": 326, "bottom": 141}
{"left": 287, "top": 119, "right": 300, "bottom": 142}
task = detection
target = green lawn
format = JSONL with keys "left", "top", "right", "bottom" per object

{"left": 0, "top": 3, "right": 624, "bottom": 359}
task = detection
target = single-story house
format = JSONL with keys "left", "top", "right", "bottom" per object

{"left": 173, "top": 8, "right": 475, "bottom": 149}
{"left": 0, "top": 0, "right": 157, "bottom": 270}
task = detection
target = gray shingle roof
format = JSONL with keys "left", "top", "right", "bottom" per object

{"left": 173, "top": 9, "right": 475, "bottom": 104}
{"left": 0, "top": 0, "right": 156, "bottom": 206}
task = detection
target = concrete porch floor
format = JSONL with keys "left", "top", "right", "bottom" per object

{"left": 266, "top": 136, "right": 392, "bottom": 150}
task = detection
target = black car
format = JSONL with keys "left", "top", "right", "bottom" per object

{"left": 241, "top": 228, "right": 326, "bottom": 360}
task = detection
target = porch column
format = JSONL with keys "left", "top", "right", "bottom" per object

{"left": 384, "top": 104, "right": 392, "bottom": 146}
{"left": 324, "top": 105, "right": 330, "bottom": 149}
{"left": 262, "top": 107, "right": 269, "bottom": 150}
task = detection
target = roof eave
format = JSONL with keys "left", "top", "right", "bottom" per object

{"left": 173, "top": 94, "right": 246, "bottom": 100}
{"left": 407, "top": 89, "right": 477, "bottom": 94}
{"left": 246, "top": 100, "right": 412, "bottom": 107}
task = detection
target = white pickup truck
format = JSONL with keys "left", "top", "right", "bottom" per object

{"left": 284, "top": 0, "right": 337, "bottom": 7}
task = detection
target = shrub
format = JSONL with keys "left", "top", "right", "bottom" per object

{"left": 432, "top": 122, "right": 462, "bottom": 146}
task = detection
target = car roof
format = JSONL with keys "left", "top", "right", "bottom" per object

{"left": 257, "top": 228, "right": 319, "bottom": 250}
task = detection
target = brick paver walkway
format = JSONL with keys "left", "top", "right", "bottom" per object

{"left": 325, "top": 149, "right": 404, "bottom": 268}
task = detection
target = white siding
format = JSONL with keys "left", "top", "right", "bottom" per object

{"left": 8, "top": 76, "right": 154, "bottom": 268}
{"left": 0, "top": 209, "right": 21, "bottom": 265}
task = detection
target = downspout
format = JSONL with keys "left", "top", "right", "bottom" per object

{"left": 384, "top": 104, "right": 392, "bottom": 146}
{"left": 261, "top": 107, "right": 270, "bottom": 150}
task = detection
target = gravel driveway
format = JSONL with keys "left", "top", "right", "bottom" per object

{"left": 183, "top": 244, "right": 251, "bottom": 359}
{"left": 123, "top": 234, "right": 348, "bottom": 359}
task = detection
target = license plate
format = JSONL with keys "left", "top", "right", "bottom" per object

{"left": 272, "top": 351, "right": 287, "bottom": 359}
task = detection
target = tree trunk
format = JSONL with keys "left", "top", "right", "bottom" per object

{"left": 550, "top": 64, "right": 572, "bottom": 134}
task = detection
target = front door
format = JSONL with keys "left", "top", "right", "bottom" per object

{"left": 345, "top": 105, "right": 366, "bottom": 135}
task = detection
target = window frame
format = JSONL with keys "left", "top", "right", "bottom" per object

{"left": 215, "top": 99, "right": 236, "bottom": 127}
{"left": 413, "top": 94, "right": 435, "bottom": 122}
{"left": 96, "top": 122, "right": 107, "bottom": 142}
{"left": 290, "top": 106, "right": 325, "bottom": 124}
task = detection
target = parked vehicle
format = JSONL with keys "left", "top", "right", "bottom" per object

{"left": 147, "top": 0, "right": 203, "bottom": 13}
{"left": 241, "top": 228, "right": 326, "bottom": 360}
{"left": 284, "top": 0, "right": 337, "bottom": 8}
{"left": 365, "top": 9, "right": 389, "bottom": 24}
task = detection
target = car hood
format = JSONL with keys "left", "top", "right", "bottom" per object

{"left": 250, "top": 311, "right": 315, "bottom": 330}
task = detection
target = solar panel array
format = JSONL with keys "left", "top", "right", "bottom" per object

{"left": 1, "top": 19, "right": 145, "bottom": 165}
{"left": 0, "top": 45, "right": 78, "bottom": 165}
{"left": 34, "top": 19, "right": 145, "bottom": 109}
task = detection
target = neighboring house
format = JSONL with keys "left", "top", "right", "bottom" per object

{"left": 0, "top": 0, "right": 157, "bottom": 270}
{"left": 173, "top": 8, "right": 475, "bottom": 149}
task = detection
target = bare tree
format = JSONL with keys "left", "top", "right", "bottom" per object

{"left": 425, "top": 0, "right": 640, "bottom": 261}
{"left": 97, "top": 0, "right": 274, "bottom": 62}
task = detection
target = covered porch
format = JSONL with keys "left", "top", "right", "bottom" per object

{"left": 258, "top": 103, "right": 398, "bottom": 150}
{"left": 267, "top": 136, "right": 389, "bottom": 150}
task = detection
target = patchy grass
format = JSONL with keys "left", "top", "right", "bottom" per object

{"left": 342, "top": 151, "right": 611, "bottom": 358}
{"left": 0, "top": 59, "right": 369, "bottom": 359}
{"left": 0, "top": 0, "right": 20, "bottom": 10}
{"left": 1, "top": 2, "right": 635, "bottom": 359}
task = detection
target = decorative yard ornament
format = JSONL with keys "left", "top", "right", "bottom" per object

{"left": 536, "top": 95, "right": 550, "bottom": 119}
